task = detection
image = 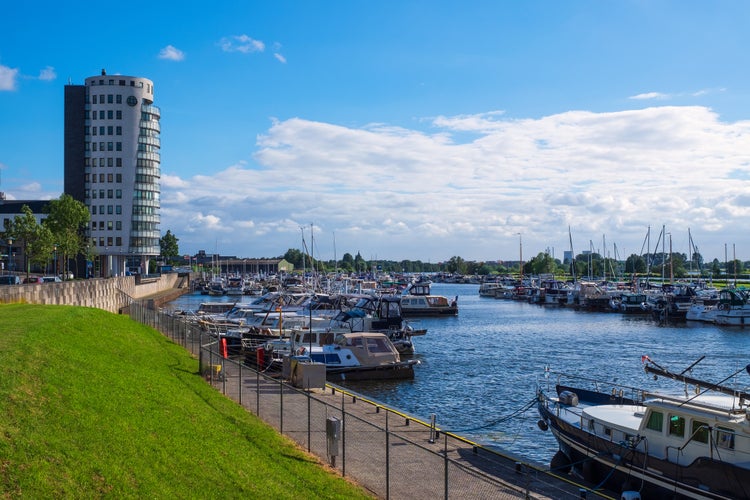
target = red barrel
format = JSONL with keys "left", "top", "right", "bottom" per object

{"left": 220, "top": 337, "right": 228, "bottom": 359}
{"left": 256, "top": 346, "right": 265, "bottom": 370}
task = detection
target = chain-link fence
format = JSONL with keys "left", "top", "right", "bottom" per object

{"left": 129, "top": 302, "right": 606, "bottom": 499}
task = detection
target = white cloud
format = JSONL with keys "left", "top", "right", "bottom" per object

{"left": 219, "top": 35, "right": 265, "bottom": 54}
{"left": 629, "top": 92, "right": 669, "bottom": 100}
{"left": 158, "top": 45, "right": 185, "bottom": 61}
{"left": 0, "top": 64, "right": 19, "bottom": 91}
{"left": 274, "top": 53, "right": 287, "bottom": 64}
{"left": 158, "top": 105, "right": 750, "bottom": 261}
{"left": 38, "top": 66, "right": 56, "bottom": 81}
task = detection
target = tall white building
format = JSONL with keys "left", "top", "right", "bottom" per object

{"left": 64, "top": 69, "right": 161, "bottom": 277}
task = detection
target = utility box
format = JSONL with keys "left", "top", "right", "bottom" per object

{"left": 281, "top": 354, "right": 292, "bottom": 380}
{"left": 291, "top": 360, "right": 326, "bottom": 389}
{"left": 326, "top": 416, "right": 341, "bottom": 463}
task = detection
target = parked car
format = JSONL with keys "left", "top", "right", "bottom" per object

{"left": 24, "top": 277, "right": 44, "bottom": 284}
{"left": 0, "top": 275, "right": 21, "bottom": 285}
{"left": 41, "top": 276, "right": 62, "bottom": 283}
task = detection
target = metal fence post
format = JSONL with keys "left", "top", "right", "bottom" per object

{"left": 444, "top": 433, "right": 449, "bottom": 500}
{"left": 280, "top": 375, "right": 284, "bottom": 434}
{"left": 386, "top": 411, "right": 390, "bottom": 500}
{"left": 256, "top": 366, "right": 260, "bottom": 415}
{"left": 341, "top": 393, "right": 346, "bottom": 477}
{"left": 238, "top": 360, "right": 242, "bottom": 406}
{"left": 307, "top": 387, "right": 311, "bottom": 452}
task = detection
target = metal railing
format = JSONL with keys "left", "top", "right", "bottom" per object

{"left": 129, "top": 301, "right": 601, "bottom": 499}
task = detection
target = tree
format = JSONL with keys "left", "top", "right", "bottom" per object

{"left": 624, "top": 254, "right": 646, "bottom": 274}
{"left": 44, "top": 194, "right": 90, "bottom": 278}
{"left": 3, "top": 205, "right": 54, "bottom": 280}
{"left": 445, "top": 256, "right": 467, "bottom": 275}
{"left": 160, "top": 230, "right": 180, "bottom": 264}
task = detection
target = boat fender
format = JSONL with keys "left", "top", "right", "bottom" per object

{"left": 550, "top": 450, "right": 572, "bottom": 474}
{"left": 620, "top": 492, "right": 641, "bottom": 500}
{"left": 537, "top": 419, "right": 549, "bottom": 431}
{"left": 559, "top": 390, "right": 579, "bottom": 406}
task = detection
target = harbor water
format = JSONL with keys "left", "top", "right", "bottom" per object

{"left": 167, "top": 282, "right": 750, "bottom": 466}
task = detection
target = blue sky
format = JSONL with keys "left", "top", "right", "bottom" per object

{"left": 2, "top": 1, "right": 750, "bottom": 264}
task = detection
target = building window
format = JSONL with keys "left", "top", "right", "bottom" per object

{"left": 115, "top": 189, "right": 122, "bottom": 199}
{"left": 107, "top": 190, "right": 113, "bottom": 199}
{"left": 115, "top": 205, "right": 122, "bottom": 215}
{"left": 116, "top": 94, "right": 122, "bottom": 104}
{"left": 119, "top": 80, "right": 125, "bottom": 86}
{"left": 99, "top": 221, "right": 104, "bottom": 230}
{"left": 107, "top": 94, "right": 113, "bottom": 104}
{"left": 99, "top": 94, "right": 104, "bottom": 103}
{"left": 107, "top": 126, "right": 113, "bottom": 135}
{"left": 99, "top": 237, "right": 104, "bottom": 246}
{"left": 107, "top": 205, "right": 113, "bottom": 215}
{"left": 107, "top": 237, "right": 113, "bottom": 246}
{"left": 92, "top": 191, "right": 97, "bottom": 199}
{"left": 107, "top": 221, "right": 113, "bottom": 230}
{"left": 116, "top": 174, "right": 122, "bottom": 183}
{"left": 92, "top": 142, "right": 97, "bottom": 151}
{"left": 84, "top": 189, "right": 90, "bottom": 199}
{"left": 99, "top": 190, "right": 105, "bottom": 198}
{"left": 107, "top": 110, "right": 113, "bottom": 119}
{"left": 116, "top": 126, "right": 122, "bottom": 135}
{"left": 85, "top": 110, "right": 90, "bottom": 119}
{"left": 116, "top": 142, "right": 122, "bottom": 151}
{"left": 107, "top": 158, "right": 113, "bottom": 167}
{"left": 116, "top": 110, "right": 122, "bottom": 119}
{"left": 107, "top": 173, "right": 113, "bottom": 182}
{"left": 115, "top": 237, "right": 122, "bottom": 246}
{"left": 99, "top": 174, "right": 105, "bottom": 182}
{"left": 107, "top": 142, "right": 113, "bottom": 151}
{"left": 99, "top": 126, "right": 105, "bottom": 135}
{"left": 99, "top": 110, "right": 104, "bottom": 119}
{"left": 92, "top": 95, "right": 97, "bottom": 104}
{"left": 84, "top": 174, "right": 90, "bottom": 182}
{"left": 99, "top": 158, "right": 105, "bottom": 167}
{"left": 99, "top": 206, "right": 104, "bottom": 214}
{"left": 116, "top": 221, "right": 122, "bottom": 230}
{"left": 99, "top": 141, "right": 105, "bottom": 150}
{"left": 116, "top": 158, "right": 122, "bottom": 168}
{"left": 84, "top": 126, "right": 90, "bottom": 136}
{"left": 91, "top": 222, "right": 96, "bottom": 231}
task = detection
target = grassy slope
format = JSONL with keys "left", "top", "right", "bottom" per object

{"left": 0, "top": 304, "right": 372, "bottom": 499}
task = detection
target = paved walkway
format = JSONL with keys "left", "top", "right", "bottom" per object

{"left": 205, "top": 355, "right": 617, "bottom": 500}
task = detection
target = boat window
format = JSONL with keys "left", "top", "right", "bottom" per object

{"left": 366, "top": 337, "right": 392, "bottom": 353}
{"left": 691, "top": 420, "right": 709, "bottom": 444}
{"left": 645, "top": 411, "right": 663, "bottom": 432}
{"left": 668, "top": 414, "right": 685, "bottom": 438}
{"left": 324, "top": 353, "right": 341, "bottom": 365}
{"left": 716, "top": 427, "right": 735, "bottom": 450}
{"left": 587, "top": 419, "right": 595, "bottom": 432}
{"left": 319, "top": 332, "right": 334, "bottom": 345}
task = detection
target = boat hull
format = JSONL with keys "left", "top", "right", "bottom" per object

{"left": 538, "top": 396, "right": 750, "bottom": 499}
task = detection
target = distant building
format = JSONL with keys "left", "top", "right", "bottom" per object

{"left": 64, "top": 69, "right": 161, "bottom": 277}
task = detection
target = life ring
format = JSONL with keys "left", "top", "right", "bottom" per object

{"left": 718, "top": 303, "right": 728, "bottom": 311}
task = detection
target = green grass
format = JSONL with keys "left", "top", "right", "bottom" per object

{"left": 0, "top": 304, "right": 372, "bottom": 499}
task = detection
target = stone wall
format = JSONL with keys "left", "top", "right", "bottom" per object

{"left": 0, "top": 273, "right": 189, "bottom": 313}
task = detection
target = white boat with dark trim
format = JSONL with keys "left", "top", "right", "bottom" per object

{"left": 537, "top": 356, "right": 750, "bottom": 499}
{"left": 399, "top": 282, "right": 458, "bottom": 316}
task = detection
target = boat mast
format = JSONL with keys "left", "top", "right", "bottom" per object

{"left": 643, "top": 357, "right": 750, "bottom": 402}
{"left": 568, "top": 226, "right": 576, "bottom": 283}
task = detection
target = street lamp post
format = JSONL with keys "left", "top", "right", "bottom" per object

{"left": 7, "top": 238, "right": 12, "bottom": 275}
{"left": 53, "top": 245, "right": 58, "bottom": 278}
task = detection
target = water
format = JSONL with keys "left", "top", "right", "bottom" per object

{"left": 166, "top": 283, "right": 750, "bottom": 465}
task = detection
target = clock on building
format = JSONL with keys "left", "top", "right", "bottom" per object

{"left": 126, "top": 96, "right": 138, "bottom": 106}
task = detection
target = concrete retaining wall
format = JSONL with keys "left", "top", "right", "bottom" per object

{"left": 0, "top": 273, "right": 189, "bottom": 313}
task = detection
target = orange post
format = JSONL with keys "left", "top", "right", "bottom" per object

{"left": 220, "top": 337, "right": 228, "bottom": 359}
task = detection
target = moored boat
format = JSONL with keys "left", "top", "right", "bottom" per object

{"left": 537, "top": 356, "right": 750, "bottom": 499}
{"left": 400, "top": 282, "right": 458, "bottom": 316}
